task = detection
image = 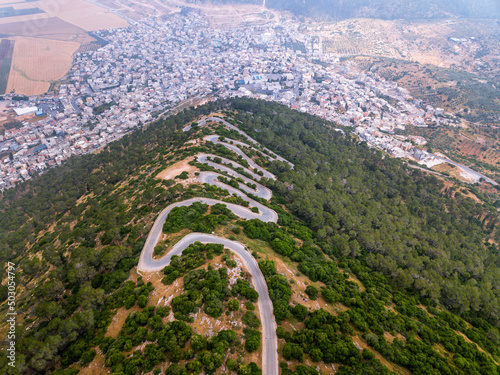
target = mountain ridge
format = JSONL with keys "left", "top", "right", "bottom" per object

{"left": 0, "top": 98, "right": 499, "bottom": 374}
{"left": 181, "top": 0, "right": 500, "bottom": 20}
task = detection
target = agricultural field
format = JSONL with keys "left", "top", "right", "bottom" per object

{"left": 0, "top": 16, "right": 94, "bottom": 43}
{"left": 7, "top": 67, "right": 48, "bottom": 94}
{"left": 0, "top": 0, "right": 129, "bottom": 94}
{"left": 0, "top": 6, "right": 43, "bottom": 19}
{"left": 98, "top": 0, "right": 121, "bottom": 9}
{"left": 0, "top": 0, "right": 275, "bottom": 85}
{"left": 457, "top": 137, "right": 500, "bottom": 166}
{"left": 0, "top": 38, "right": 14, "bottom": 94}
{"left": 0, "top": 0, "right": 49, "bottom": 25}
{"left": 101, "top": 0, "right": 275, "bottom": 27}
{"left": 6, "top": 36, "right": 80, "bottom": 95}
{"left": 35, "top": 0, "right": 128, "bottom": 31}
{"left": 323, "top": 36, "right": 361, "bottom": 55}
{"left": 202, "top": 6, "right": 276, "bottom": 28}
{"left": 0, "top": 0, "right": 128, "bottom": 31}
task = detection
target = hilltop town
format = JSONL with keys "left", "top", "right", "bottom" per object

{"left": 0, "top": 9, "right": 472, "bottom": 190}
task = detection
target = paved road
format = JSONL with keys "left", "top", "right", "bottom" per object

{"left": 185, "top": 116, "right": 294, "bottom": 168}
{"left": 198, "top": 153, "right": 265, "bottom": 182}
{"left": 407, "top": 163, "right": 445, "bottom": 178}
{"left": 138, "top": 130, "right": 295, "bottom": 375}
{"left": 205, "top": 135, "right": 278, "bottom": 180}
{"left": 432, "top": 155, "right": 498, "bottom": 186}
{"left": 204, "top": 117, "right": 294, "bottom": 167}
{"left": 139, "top": 233, "right": 278, "bottom": 375}
{"left": 205, "top": 134, "right": 285, "bottom": 166}
{"left": 198, "top": 170, "right": 273, "bottom": 200}
{"left": 138, "top": 196, "right": 277, "bottom": 272}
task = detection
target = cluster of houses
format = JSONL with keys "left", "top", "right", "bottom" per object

{"left": 0, "top": 9, "right": 457, "bottom": 190}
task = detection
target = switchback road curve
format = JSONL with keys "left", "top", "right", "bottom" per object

{"left": 139, "top": 233, "right": 277, "bottom": 374}
{"left": 138, "top": 125, "right": 294, "bottom": 375}
{"left": 184, "top": 116, "right": 294, "bottom": 168}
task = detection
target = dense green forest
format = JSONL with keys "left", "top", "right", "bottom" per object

{"left": 229, "top": 98, "right": 500, "bottom": 325}
{"left": 0, "top": 98, "right": 500, "bottom": 374}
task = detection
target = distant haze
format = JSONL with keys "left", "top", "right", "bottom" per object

{"left": 193, "top": 0, "right": 500, "bottom": 19}
{"left": 267, "top": 0, "right": 500, "bottom": 20}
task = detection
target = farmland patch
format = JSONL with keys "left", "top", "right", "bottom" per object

{"left": 6, "top": 36, "right": 79, "bottom": 95}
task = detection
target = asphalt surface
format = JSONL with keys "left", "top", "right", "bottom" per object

{"left": 184, "top": 116, "right": 294, "bottom": 168}
{"left": 407, "top": 163, "right": 445, "bottom": 178}
{"left": 432, "top": 154, "right": 498, "bottom": 186}
{"left": 205, "top": 117, "right": 293, "bottom": 166}
{"left": 138, "top": 130, "right": 296, "bottom": 375}
{"left": 138, "top": 196, "right": 278, "bottom": 272}
{"left": 198, "top": 170, "right": 273, "bottom": 201}
{"left": 139, "top": 233, "right": 278, "bottom": 375}
{"left": 204, "top": 135, "right": 277, "bottom": 180}
{"left": 197, "top": 153, "right": 265, "bottom": 182}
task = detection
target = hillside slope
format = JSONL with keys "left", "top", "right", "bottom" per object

{"left": 182, "top": 0, "right": 500, "bottom": 19}
{"left": 0, "top": 99, "right": 499, "bottom": 374}
{"left": 267, "top": 0, "right": 500, "bottom": 20}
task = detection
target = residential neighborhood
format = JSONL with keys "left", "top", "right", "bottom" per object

{"left": 0, "top": 10, "right": 458, "bottom": 190}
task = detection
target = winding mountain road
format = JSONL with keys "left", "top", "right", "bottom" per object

{"left": 204, "top": 135, "right": 277, "bottom": 180}
{"left": 138, "top": 124, "right": 295, "bottom": 375}
{"left": 198, "top": 170, "right": 273, "bottom": 201}
{"left": 197, "top": 153, "right": 266, "bottom": 182}
{"left": 184, "top": 116, "right": 293, "bottom": 168}
{"left": 204, "top": 117, "right": 294, "bottom": 167}
{"left": 137, "top": 195, "right": 277, "bottom": 273}
{"left": 139, "top": 233, "right": 277, "bottom": 374}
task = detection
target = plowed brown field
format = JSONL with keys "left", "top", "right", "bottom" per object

{"left": 6, "top": 36, "right": 79, "bottom": 95}
{"left": 0, "top": 0, "right": 128, "bottom": 94}
{"left": 36, "top": 0, "right": 128, "bottom": 31}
